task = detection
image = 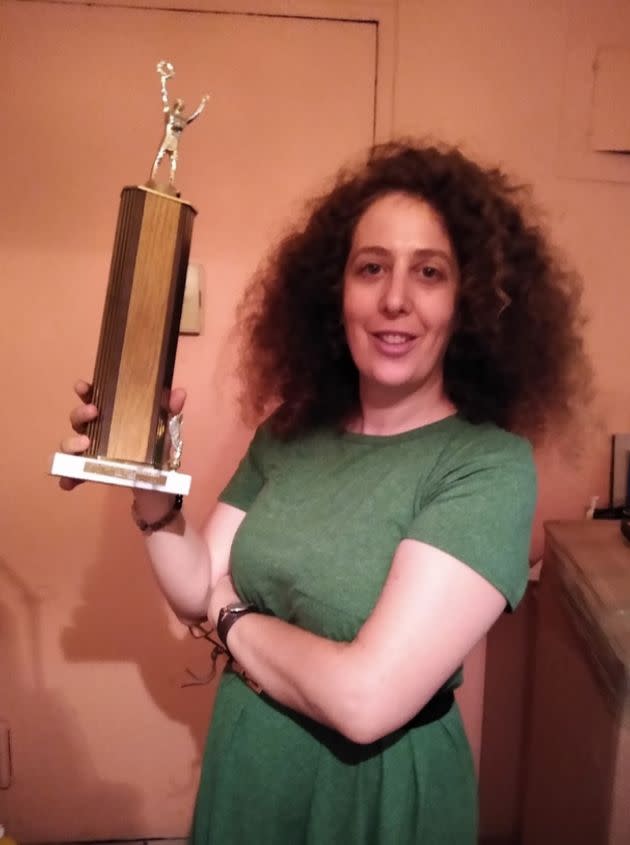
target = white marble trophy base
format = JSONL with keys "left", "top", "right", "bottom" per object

{"left": 50, "top": 452, "right": 191, "bottom": 495}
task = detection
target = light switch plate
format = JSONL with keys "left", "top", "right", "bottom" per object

{"left": 180, "top": 263, "right": 203, "bottom": 335}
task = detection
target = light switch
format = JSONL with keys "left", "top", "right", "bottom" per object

{"left": 180, "top": 263, "right": 203, "bottom": 335}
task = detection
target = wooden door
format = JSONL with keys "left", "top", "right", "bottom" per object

{"left": 1, "top": 2, "right": 377, "bottom": 838}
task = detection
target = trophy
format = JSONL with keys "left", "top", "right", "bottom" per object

{"left": 50, "top": 62, "right": 209, "bottom": 495}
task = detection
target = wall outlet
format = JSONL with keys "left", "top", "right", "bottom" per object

{"left": 610, "top": 433, "right": 630, "bottom": 508}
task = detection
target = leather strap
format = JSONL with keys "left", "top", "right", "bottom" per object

{"left": 217, "top": 603, "right": 257, "bottom": 653}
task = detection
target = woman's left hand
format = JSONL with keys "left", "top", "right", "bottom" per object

{"left": 208, "top": 573, "right": 240, "bottom": 628}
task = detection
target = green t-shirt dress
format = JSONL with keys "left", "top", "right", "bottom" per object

{"left": 191, "top": 415, "right": 536, "bottom": 844}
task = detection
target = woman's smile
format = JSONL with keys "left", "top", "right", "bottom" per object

{"left": 371, "top": 331, "right": 418, "bottom": 356}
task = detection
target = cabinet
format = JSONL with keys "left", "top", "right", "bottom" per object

{"left": 523, "top": 521, "right": 630, "bottom": 844}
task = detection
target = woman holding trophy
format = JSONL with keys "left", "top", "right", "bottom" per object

{"left": 60, "top": 140, "right": 590, "bottom": 843}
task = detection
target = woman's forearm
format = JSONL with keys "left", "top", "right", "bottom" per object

{"left": 135, "top": 492, "right": 212, "bottom": 622}
{"left": 224, "top": 612, "right": 368, "bottom": 740}
{"left": 144, "top": 513, "right": 212, "bottom": 622}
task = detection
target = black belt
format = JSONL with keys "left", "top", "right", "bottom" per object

{"left": 407, "top": 690, "right": 455, "bottom": 728}
{"left": 252, "top": 683, "right": 455, "bottom": 765}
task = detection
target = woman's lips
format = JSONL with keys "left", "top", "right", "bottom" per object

{"left": 371, "top": 331, "right": 418, "bottom": 356}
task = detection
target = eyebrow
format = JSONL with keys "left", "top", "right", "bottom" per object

{"left": 349, "top": 245, "right": 457, "bottom": 269}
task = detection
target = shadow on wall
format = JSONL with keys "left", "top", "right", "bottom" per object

{"left": 0, "top": 579, "right": 143, "bottom": 840}
{"left": 60, "top": 487, "right": 221, "bottom": 757}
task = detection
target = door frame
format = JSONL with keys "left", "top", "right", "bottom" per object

{"left": 48, "top": 0, "right": 396, "bottom": 142}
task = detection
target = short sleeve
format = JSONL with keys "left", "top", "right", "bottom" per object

{"left": 407, "top": 433, "right": 537, "bottom": 610}
{"left": 218, "top": 426, "right": 267, "bottom": 511}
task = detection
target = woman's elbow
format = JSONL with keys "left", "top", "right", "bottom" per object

{"left": 332, "top": 680, "right": 396, "bottom": 746}
{"left": 339, "top": 718, "right": 384, "bottom": 746}
{"left": 332, "top": 675, "right": 435, "bottom": 745}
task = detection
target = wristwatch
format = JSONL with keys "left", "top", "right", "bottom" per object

{"left": 217, "top": 601, "right": 257, "bottom": 652}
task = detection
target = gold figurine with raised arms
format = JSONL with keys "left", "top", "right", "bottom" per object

{"left": 151, "top": 60, "right": 209, "bottom": 191}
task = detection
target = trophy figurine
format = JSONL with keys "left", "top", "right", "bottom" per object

{"left": 151, "top": 60, "right": 209, "bottom": 191}
{"left": 50, "top": 62, "right": 209, "bottom": 495}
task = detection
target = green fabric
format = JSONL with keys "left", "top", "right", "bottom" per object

{"left": 191, "top": 415, "right": 536, "bottom": 844}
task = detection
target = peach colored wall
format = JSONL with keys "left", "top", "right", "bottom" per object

{"left": 3, "top": 0, "right": 629, "bottom": 841}
{"left": 394, "top": 0, "right": 630, "bottom": 539}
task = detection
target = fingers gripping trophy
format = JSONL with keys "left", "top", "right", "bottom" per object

{"left": 50, "top": 62, "right": 209, "bottom": 495}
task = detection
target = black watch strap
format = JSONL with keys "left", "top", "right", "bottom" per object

{"left": 216, "top": 602, "right": 257, "bottom": 653}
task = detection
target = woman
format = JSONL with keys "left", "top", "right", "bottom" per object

{"left": 61, "top": 141, "right": 590, "bottom": 843}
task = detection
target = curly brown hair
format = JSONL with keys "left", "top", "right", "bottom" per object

{"left": 236, "top": 140, "right": 591, "bottom": 442}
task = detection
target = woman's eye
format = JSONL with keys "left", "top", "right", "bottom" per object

{"left": 420, "top": 265, "right": 443, "bottom": 280}
{"left": 359, "top": 262, "right": 383, "bottom": 276}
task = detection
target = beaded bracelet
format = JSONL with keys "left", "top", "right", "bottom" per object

{"left": 185, "top": 622, "right": 263, "bottom": 694}
{"left": 131, "top": 493, "right": 183, "bottom": 535}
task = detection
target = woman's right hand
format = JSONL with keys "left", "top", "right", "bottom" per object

{"left": 58, "top": 379, "right": 98, "bottom": 491}
{"left": 58, "top": 382, "right": 187, "bottom": 499}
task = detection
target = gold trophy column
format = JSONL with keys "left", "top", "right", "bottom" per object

{"left": 86, "top": 186, "right": 196, "bottom": 468}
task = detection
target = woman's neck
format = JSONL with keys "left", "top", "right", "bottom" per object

{"left": 349, "top": 381, "right": 457, "bottom": 436}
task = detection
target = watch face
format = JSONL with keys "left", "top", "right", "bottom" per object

{"left": 221, "top": 602, "right": 254, "bottom": 619}
{"left": 217, "top": 602, "right": 256, "bottom": 649}
{"left": 228, "top": 602, "right": 254, "bottom": 613}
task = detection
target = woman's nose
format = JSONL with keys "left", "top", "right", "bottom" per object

{"left": 380, "top": 270, "right": 411, "bottom": 316}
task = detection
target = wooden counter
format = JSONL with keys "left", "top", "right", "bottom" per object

{"left": 522, "top": 520, "right": 630, "bottom": 845}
